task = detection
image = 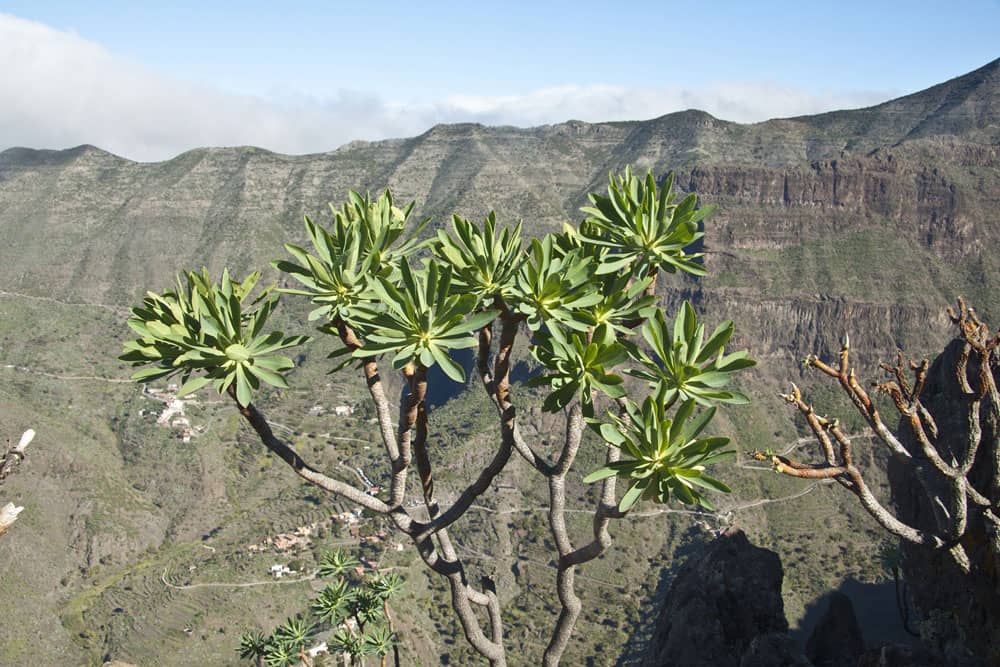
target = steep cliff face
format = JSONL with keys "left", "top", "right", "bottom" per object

{"left": 0, "top": 60, "right": 997, "bottom": 665}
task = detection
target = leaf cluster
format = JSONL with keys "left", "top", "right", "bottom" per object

{"left": 351, "top": 261, "right": 496, "bottom": 382}
{"left": 585, "top": 397, "right": 734, "bottom": 511}
{"left": 120, "top": 269, "right": 308, "bottom": 406}
{"left": 628, "top": 302, "right": 756, "bottom": 408}
{"left": 581, "top": 167, "right": 711, "bottom": 278}
{"left": 274, "top": 190, "right": 426, "bottom": 326}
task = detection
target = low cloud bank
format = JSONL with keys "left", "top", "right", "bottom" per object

{"left": 1, "top": 14, "right": 890, "bottom": 162}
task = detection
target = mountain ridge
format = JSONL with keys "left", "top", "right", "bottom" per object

{"left": 2, "top": 58, "right": 997, "bottom": 166}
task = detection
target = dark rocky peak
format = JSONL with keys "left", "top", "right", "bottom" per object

{"left": 641, "top": 527, "right": 809, "bottom": 667}
{"left": 805, "top": 592, "right": 866, "bottom": 667}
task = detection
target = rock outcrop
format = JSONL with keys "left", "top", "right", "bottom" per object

{"left": 641, "top": 527, "right": 809, "bottom": 666}
{"left": 805, "top": 592, "right": 866, "bottom": 667}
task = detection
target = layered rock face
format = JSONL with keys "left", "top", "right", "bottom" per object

{"left": 2, "top": 62, "right": 996, "bottom": 366}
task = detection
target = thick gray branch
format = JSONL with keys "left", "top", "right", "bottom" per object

{"left": 231, "top": 392, "right": 396, "bottom": 518}
{"left": 542, "top": 405, "right": 587, "bottom": 666}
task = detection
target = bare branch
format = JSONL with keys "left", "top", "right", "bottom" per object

{"left": 783, "top": 300, "right": 1000, "bottom": 580}
{"left": 475, "top": 312, "right": 553, "bottom": 476}
{"left": 564, "top": 443, "right": 622, "bottom": 567}
{"left": 0, "top": 428, "right": 34, "bottom": 483}
{"left": 443, "top": 570, "right": 507, "bottom": 666}
{"left": 541, "top": 404, "right": 586, "bottom": 666}
{"left": 782, "top": 384, "right": 837, "bottom": 465}
{"left": 841, "top": 464, "right": 951, "bottom": 551}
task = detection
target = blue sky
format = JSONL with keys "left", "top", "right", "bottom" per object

{"left": 1, "top": 1, "right": 998, "bottom": 160}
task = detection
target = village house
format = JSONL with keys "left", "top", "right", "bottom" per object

{"left": 269, "top": 563, "right": 296, "bottom": 579}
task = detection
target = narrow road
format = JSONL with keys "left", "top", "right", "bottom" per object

{"left": 0, "top": 288, "right": 130, "bottom": 315}
{"left": 161, "top": 567, "right": 318, "bottom": 590}
{"left": 1, "top": 363, "right": 132, "bottom": 384}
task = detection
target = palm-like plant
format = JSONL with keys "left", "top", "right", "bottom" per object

{"left": 351, "top": 589, "right": 386, "bottom": 627}
{"left": 272, "top": 615, "right": 316, "bottom": 666}
{"left": 263, "top": 642, "right": 298, "bottom": 667}
{"left": 366, "top": 571, "right": 404, "bottom": 602}
{"left": 274, "top": 215, "right": 378, "bottom": 326}
{"left": 432, "top": 211, "right": 525, "bottom": 305}
{"left": 317, "top": 549, "right": 360, "bottom": 578}
{"left": 628, "top": 301, "right": 755, "bottom": 408}
{"left": 361, "top": 626, "right": 396, "bottom": 666}
{"left": 365, "top": 572, "right": 403, "bottom": 667}
{"left": 580, "top": 167, "right": 711, "bottom": 279}
{"left": 528, "top": 330, "right": 628, "bottom": 414}
{"left": 238, "top": 629, "right": 269, "bottom": 667}
{"left": 351, "top": 261, "right": 496, "bottom": 382}
{"left": 509, "top": 235, "right": 602, "bottom": 335}
{"left": 312, "top": 579, "right": 357, "bottom": 624}
{"left": 335, "top": 189, "right": 428, "bottom": 270}
{"left": 584, "top": 397, "right": 734, "bottom": 511}
{"left": 274, "top": 190, "right": 427, "bottom": 322}
{"left": 127, "top": 170, "right": 756, "bottom": 667}
{"left": 273, "top": 614, "right": 315, "bottom": 647}
{"left": 120, "top": 269, "right": 309, "bottom": 406}
{"left": 331, "top": 629, "right": 364, "bottom": 661}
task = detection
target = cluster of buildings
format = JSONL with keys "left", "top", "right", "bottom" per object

{"left": 140, "top": 383, "right": 204, "bottom": 443}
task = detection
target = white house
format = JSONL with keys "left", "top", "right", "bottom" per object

{"left": 269, "top": 563, "right": 296, "bottom": 579}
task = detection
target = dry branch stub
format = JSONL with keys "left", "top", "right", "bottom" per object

{"left": 0, "top": 428, "right": 34, "bottom": 536}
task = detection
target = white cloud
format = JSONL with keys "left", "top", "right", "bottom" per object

{"left": 0, "top": 13, "right": 892, "bottom": 162}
